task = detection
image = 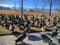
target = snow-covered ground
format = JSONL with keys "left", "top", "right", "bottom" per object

{"left": 16, "top": 27, "right": 60, "bottom": 45}
{"left": 0, "top": 28, "right": 60, "bottom": 45}
{"left": 17, "top": 31, "right": 60, "bottom": 45}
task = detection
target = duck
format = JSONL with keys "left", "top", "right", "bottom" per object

{"left": 41, "top": 33, "right": 52, "bottom": 42}
{"left": 15, "top": 31, "right": 27, "bottom": 44}
{"left": 15, "top": 22, "right": 30, "bottom": 44}
{"left": 51, "top": 28, "right": 58, "bottom": 37}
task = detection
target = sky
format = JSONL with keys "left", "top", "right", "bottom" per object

{"left": 0, "top": 0, "right": 60, "bottom": 10}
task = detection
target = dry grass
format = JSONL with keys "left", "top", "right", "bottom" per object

{"left": 0, "top": 10, "right": 41, "bottom": 16}
{"left": 57, "top": 22, "right": 60, "bottom": 26}
{"left": 0, "top": 22, "right": 60, "bottom": 35}
{"left": 0, "top": 10, "right": 60, "bottom": 16}
{"left": 0, "top": 25, "right": 24, "bottom": 35}
{"left": 0, "top": 10, "right": 60, "bottom": 34}
{"left": 13, "top": 25, "right": 24, "bottom": 33}
{"left": 30, "top": 27, "right": 42, "bottom": 32}
{"left": 0, "top": 26, "right": 12, "bottom": 35}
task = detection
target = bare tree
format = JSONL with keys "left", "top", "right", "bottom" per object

{"left": 35, "top": 0, "right": 38, "bottom": 12}
{"left": 49, "top": 0, "right": 52, "bottom": 16}
{"left": 20, "top": 0, "right": 23, "bottom": 15}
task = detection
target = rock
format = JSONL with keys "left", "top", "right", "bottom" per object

{"left": 0, "top": 35, "right": 17, "bottom": 45}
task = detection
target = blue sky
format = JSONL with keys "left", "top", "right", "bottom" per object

{"left": 0, "top": 0, "right": 60, "bottom": 10}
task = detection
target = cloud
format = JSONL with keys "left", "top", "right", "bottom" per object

{"left": 0, "top": 4, "right": 15, "bottom": 7}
